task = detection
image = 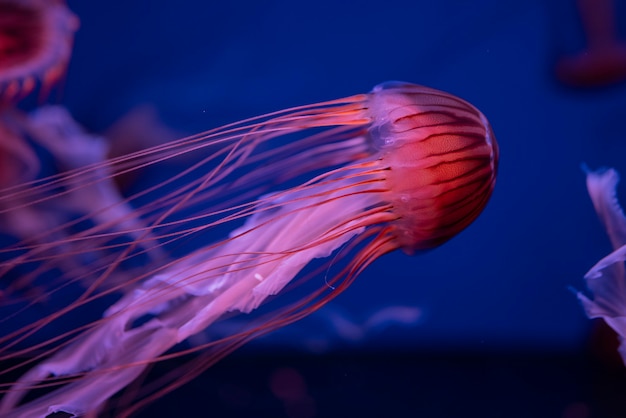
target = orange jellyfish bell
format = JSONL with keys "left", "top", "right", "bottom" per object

{"left": 0, "top": 81, "right": 498, "bottom": 417}
{"left": 367, "top": 81, "right": 498, "bottom": 252}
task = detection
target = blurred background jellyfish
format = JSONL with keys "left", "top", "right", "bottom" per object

{"left": 0, "top": 0, "right": 77, "bottom": 104}
{"left": 0, "top": 0, "right": 77, "bottom": 196}
{"left": 579, "top": 167, "right": 626, "bottom": 362}
{"left": 0, "top": 0, "right": 80, "bottom": 300}
{"left": 0, "top": 78, "right": 498, "bottom": 416}
{"left": 0, "top": 0, "right": 188, "bottom": 310}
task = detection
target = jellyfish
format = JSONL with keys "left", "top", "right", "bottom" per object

{"left": 578, "top": 167, "right": 626, "bottom": 363}
{"left": 0, "top": 0, "right": 172, "bottom": 301}
{"left": 0, "top": 81, "right": 498, "bottom": 417}
{"left": 0, "top": 0, "right": 78, "bottom": 104}
{"left": 0, "top": 0, "right": 77, "bottom": 193}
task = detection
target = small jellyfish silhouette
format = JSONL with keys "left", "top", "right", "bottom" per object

{"left": 556, "top": 0, "right": 626, "bottom": 87}
{"left": 579, "top": 167, "right": 626, "bottom": 362}
{"left": 0, "top": 81, "right": 498, "bottom": 417}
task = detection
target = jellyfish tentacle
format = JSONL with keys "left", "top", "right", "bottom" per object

{"left": 0, "top": 82, "right": 498, "bottom": 417}
{"left": 0, "top": 163, "right": 388, "bottom": 417}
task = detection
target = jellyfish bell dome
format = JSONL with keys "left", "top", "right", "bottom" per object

{"left": 366, "top": 81, "right": 499, "bottom": 252}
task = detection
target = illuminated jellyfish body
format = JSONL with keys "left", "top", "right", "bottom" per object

{"left": 579, "top": 167, "right": 626, "bottom": 362}
{"left": 0, "top": 82, "right": 498, "bottom": 417}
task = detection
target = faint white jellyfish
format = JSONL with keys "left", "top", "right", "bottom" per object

{"left": 578, "top": 167, "right": 626, "bottom": 363}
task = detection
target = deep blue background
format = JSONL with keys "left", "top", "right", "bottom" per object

{"left": 38, "top": 1, "right": 626, "bottom": 416}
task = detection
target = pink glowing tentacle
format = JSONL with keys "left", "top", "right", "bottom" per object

{"left": 0, "top": 108, "right": 373, "bottom": 364}
{"left": 0, "top": 101, "right": 370, "bottom": 302}
{"left": 0, "top": 156, "right": 386, "bottom": 417}
{"left": 0, "top": 106, "right": 171, "bottom": 300}
{"left": 0, "top": 97, "right": 367, "bottom": 208}
{"left": 26, "top": 106, "right": 168, "bottom": 257}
